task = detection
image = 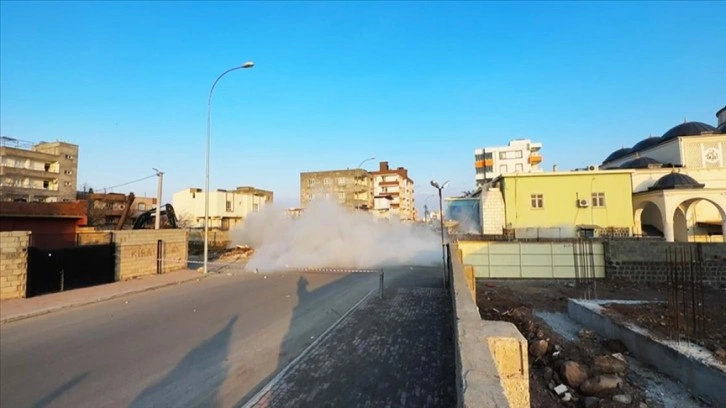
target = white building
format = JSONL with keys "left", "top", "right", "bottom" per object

{"left": 474, "top": 139, "right": 542, "bottom": 186}
{"left": 172, "top": 186, "right": 273, "bottom": 230}
{"left": 371, "top": 161, "right": 415, "bottom": 221}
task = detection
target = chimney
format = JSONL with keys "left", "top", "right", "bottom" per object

{"left": 379, "top": 161, "right": 389, "bottom": 171}
{"left": 552, "top": 164, "right": 558, "bottom": 172}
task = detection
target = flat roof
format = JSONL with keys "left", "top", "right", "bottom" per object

{"left": 501, "top": 169, "right": 633, "bottom": 178}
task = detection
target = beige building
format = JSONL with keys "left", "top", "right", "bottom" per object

{"left": 602, "top": 107, "right": 726, "bottom": 242}
{"left": 0, "top": 137, "right": 79, "bottom": 202}
{"left": 371, "top": 161, "right": 415, "bottom": 221}
{"left": 475, "top": 139, "right": 543, "bottom": 186}
{"left": 299, "top": 169, "right": 373, "bottom": 210}
{"left": 172, "top": 186, "right": 273, "bottom": 230}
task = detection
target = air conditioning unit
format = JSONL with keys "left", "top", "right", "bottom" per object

{"left": 587, "top": 165, "right": 598, "bottom": 171}
{"left": 577, "top": 199, "right": 590, "bottom": 208}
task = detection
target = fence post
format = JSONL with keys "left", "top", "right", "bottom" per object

{"left": 379, "top": 269, "right": 384, "bottom": 299}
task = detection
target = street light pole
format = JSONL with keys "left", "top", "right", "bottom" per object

{"left": 204, "top": 61, "right": 254, "bottom": 275}
{"left": 152, "top": 168, "right": 164, "bottom": 230}
{"left": 430, "top": 180, "right": 449, "bottom": 287}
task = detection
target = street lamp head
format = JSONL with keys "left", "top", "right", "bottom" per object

{"left": 242, "top": 61, "right": 255, "bottom": 68}
{"left": 430, "top": 180, "right": 439, "bottom": 188}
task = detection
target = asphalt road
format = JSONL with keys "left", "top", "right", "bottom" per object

{"left": 0, "top": 269, "right": 393, "bottom": 408}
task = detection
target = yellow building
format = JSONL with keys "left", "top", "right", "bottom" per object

{"left": 494, "top": 170, "right": 634, "bottom": 238}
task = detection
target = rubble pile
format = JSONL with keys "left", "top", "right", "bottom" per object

{"left": 218, "top": 245, "right": 254, "bottom": 261}
{"left": 496, "top": 306, "right": 649, "bottom": 408}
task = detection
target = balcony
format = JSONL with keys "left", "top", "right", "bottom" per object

{"left": 528, "top": 154, "right": 543, "bottom": 165}
{"left": 0, "top": 165, "right": 59, "bottom": 179}
{"left": 474, "top": 159, "right": 493, "bottom": 168}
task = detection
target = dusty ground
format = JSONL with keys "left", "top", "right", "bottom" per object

{"left": 476, "top": 279, "right": 716, "bottom": 408}
{"left": 604, "top": 300, "right": 725, "bottom": 364}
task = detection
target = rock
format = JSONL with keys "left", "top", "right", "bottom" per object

{"left": 562, "top": 392, "right": 572, "bottom": 402}
{"left": 583, "top": 396, "right": 600, "bottom": 408}
{"left": 579, "top": 328, "right": 595, "bottom": 339}
{"left": 611, "top": 352, "right": 626, "bottom": 362}
{"left": 529, "top": 339, "right": 548, "bottom": 358}
{"left": 537, "top": 329, "right": 545, "bottom": 339}
{"left": 613, "top": 394, "right": 632, "bottom": 404}
{"left": 594, "top": 355, "right": 628, "bottom": 374}
{"left": 553, "top": 384, "right": 568, "bottom": 396}
{"left": 638, "top": 403, "right": 648, "bottom": 408}
{"left": 554, "top": 344, "right": 562, "bottom": 351}
{"left": 580, "top": 374, "right": 623, "bottom": 396}
{"left": 548, "top": 380, "right": 555, "bottom": 390}
{"left": 715, "top": 347, "right": 726, "bottom": 359}
{"left": 543, "top": 366, "right": 554, "bottom": 381}
{"left": 560, "top": 361, "right": 588, "bottom": 388}
{"left": 602, "top": 338, "right": 628, "bottom": 353}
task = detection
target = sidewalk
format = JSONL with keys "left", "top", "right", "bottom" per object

{"left": 0, "top": 269, "right": 205, "bottom": 324}
{"left": 245, "top": 287, "right": 457, "bottom": 407}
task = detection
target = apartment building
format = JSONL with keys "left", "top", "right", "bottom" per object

{"left": 0, "top": 137, "right": 79, "bottom": 202}
{"left": 172, "top": 186, "right": 273, "bottom": 230}
{"left": 299, "top": 169, "right": 373, "bottom": 210}
{"left": 76, "top": 191, "right": 158, "bottom": 228}
{"left": 371, "top": 161, "right": 415, "bottom": 221}
{"left": 474, "top": 138, "right": 542, "bottom": 186}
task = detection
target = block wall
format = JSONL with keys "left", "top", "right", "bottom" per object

{"left": 112, "top": 230, "right": 188, "bottom": 280}
{"left": 0, "top": 231, "right": 29, "bottom": 300}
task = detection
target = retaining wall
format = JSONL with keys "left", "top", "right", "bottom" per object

{"left": 112, "top": 230, "right": 188, "bottom": 280}
{"left": 0, "top": 231, "right": 29, "bottom": 300}
{"left": 604, "top": 240, "right": 726, "bottom": 285}
{"left": 451, "top": 244, "right": 530, "bottom": 407}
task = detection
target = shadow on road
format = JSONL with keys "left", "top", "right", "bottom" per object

{"left": 129, "top": 315, "right": 239, "bottom": 408}
{"left": 28, "top": 371, "right": 90, "bottom": 408}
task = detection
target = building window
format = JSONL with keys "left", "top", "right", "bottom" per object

{"left": 253, "top": 203, "right": 259, "bottom": 212}
{"left": 338, "top": 177, "right": 346, "bottom": 185}
{"left": 499, "top": 165, "right": 508, "bottom": 173}
{"left": 64, "top": 170, "right": 73, "bottom": 175}
{"left": 592, "top": 192, "right": 606, "bottom": 207}
{"left": 530, "top": 194, "right": 543, "bottom": 209}
{"left": 515, "top": 163, "right": 523, "bottom": 171}
{"left": 338, "top": 192, "right": 345, "bottom": 202}
{"left": 308, "top": 179, "right": 316, "bottom": 186}
{"left": 499, "top": 150, "right": 523, "bottom": 160}
{"left": 306, "top": 193, "right": 313, "bottom": 200}
{"left": 43, "top": 180, "right": 50, "bottom": 189}
{"left": 324, "top": 178, "right": 331, "bottom": 185}
{"left": 138, "top": 203, "right": 146, "bottom": 211}
{"left": 64, "top": 181, "right": 71, "bottom": 186}
{"left": 226, "top": 201, "right": 233, "bottom": 211}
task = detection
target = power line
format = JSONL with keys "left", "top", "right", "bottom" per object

{"left": 97, "top": 174, "right": 157, "bottom": 192}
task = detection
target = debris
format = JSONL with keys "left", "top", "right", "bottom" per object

{"left": 565, "top": 282, "right": 575, "bottom": 288}
{"left": 529, "top": 339, "right": 549, "bottom": 358}
{"left": 485, "top": 282, "right": 496, "bottom": 288}
{"left": 593, "top": 354, "right": 628, "bottom": 374}
{"left": 559, "top": 361, "right": 588, "bottom": 388}
{"left": 578, "top": 328, "right": 595, "bottom": 339}
{"left": 612, "top": 394, "right": 632, "bottom": 404}
{"left": 580, "top": 374, "right": 623, "bottom": 396}
{"left": 583, "top": 396, "right": 600, "bottom": 408}
{"left": 611, "top": 352, "right": 626, "bottom": 362}
{"left": 553, "top": 384, "right": 568, "bottom": 396}
{"left": 602, "top": 338, "right": 628, "bottom": 353}
{"left": 124, "top": 301, "right": 128, "bottom": 304}
{"left": 561, "top": 392, "right": 572, "bottom": 402}
{"left": 638, "top": 402, "right": 648, "bottom": 408}
{"left": 543, "top": 366, "right": 554, "bottom": 381}
{"left": 715, "top": 347, "right": 726, "bottom": 359}
{"left": 492, "top": 308, "right": 501, "bottom": 315}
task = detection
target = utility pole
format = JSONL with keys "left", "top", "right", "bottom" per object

{"left": 153, "top": 168, "right": 164, "bottom": 229}
{"left": 430, "top": 180, "right": 449, "bottom": 287}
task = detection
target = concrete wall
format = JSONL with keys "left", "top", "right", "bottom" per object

{"left": 77, "top": 231, "right": 113, "bottom": 245}
{"left": 460, "top": 241, "right": 606, "bottom": 279}
{"left": 112, "top": 230, "right": 188, "bottom": 281}
{"left": 450, "top": 244, "right": 529, "bottom": 407}
{"left": 0, "top": 231, "right": 29, "bottom": 300}
{"left": 604, "top": 240, "right": 726, "bottom": 285}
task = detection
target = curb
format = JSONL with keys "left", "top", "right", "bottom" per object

{"left": 0, "top": 274, "right": 207, "bottom": 325}
{"left": 240, "top": 288, "right": 375, "bottom": 408}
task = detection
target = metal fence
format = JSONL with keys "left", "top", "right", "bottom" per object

{"left": 666, "top": 245, "right": 706, "bottom": 343}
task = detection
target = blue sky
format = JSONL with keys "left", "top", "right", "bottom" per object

{"left": 1, "top": 1, "right": 724, "bottom": 210}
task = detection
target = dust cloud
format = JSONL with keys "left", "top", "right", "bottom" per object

{"left": 230, "top": 200, "right": 441, "bottom": 272}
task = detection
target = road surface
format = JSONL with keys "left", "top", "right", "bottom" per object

{"left": 1, "top": 269, "right": 391, "bottom": 407}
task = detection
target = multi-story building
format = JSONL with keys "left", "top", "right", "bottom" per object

{"left": 0, "top": 137, "right": 79, "bottom": 202}
{"left": 474, "top": 139, "right": 542, "bottom": 186}
{"left": 371, "top": 161, "right": 415, "bottom": 221}
{"left": 172, "top": 186, "right": 273, "bottom": 230}
{"left": 76, "top": 191, "right": 158, "bottom": 228}
{"left": 299, "top": 169, "right": 373, "bottom": 210}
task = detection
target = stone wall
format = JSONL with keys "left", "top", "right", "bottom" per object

{"left": 0, "top": 231, "right": 29, "bottom": 300}
{"left": 77, "top": 231, "right": 112, "bottom": 245}
{"left": 112, "top": 230, "right": 188, "bottom": 280}
{"left": 451, "top": 244, "right": 530, "bottom": 408}
{"left": 604, "top": 240, "right": 726, "bottom": 285}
